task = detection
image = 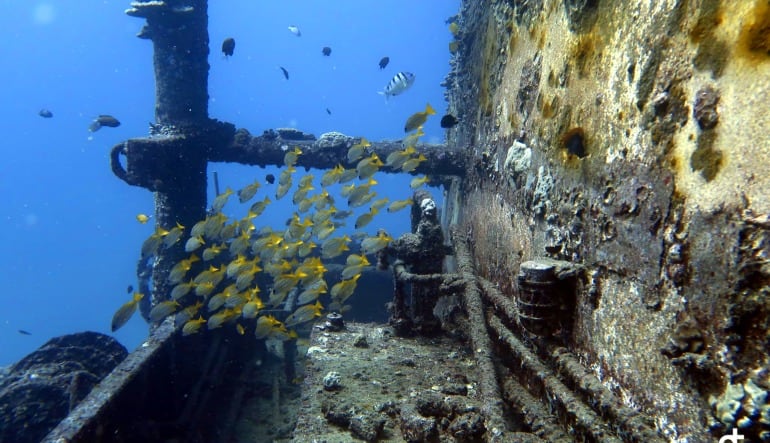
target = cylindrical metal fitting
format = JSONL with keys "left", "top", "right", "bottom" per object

{"left": 516, "top": 260, "right": 560, "bottom": 336}
{"left": 326, "top": 312, "right": 345, "bottom": 331}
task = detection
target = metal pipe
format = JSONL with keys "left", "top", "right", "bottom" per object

{"left": 545, "top": 343, "right": 665, "bottom": 443}
{"left": 451, "top": 225, "right": 508, "bottom": 441}
{"left": 488, "top": 314, "right": 624, "bottom": 443}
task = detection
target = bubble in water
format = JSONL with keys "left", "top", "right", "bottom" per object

{"left": 33, "top": 3, "right": 56, "bottom": 25}
{"left": 24, "top": 214, "right": 38, "bottom": 227}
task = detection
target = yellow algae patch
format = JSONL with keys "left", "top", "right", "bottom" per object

{"left": 736, "top": 0, "right": 770, "bottom": 62}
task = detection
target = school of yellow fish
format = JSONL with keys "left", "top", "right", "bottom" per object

{"left": 113, "top": 108, "right": 436, "bottom": 341}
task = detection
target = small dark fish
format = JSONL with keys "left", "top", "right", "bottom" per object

{"left": 265, "top": 174, "right": 275, "bottom": 184}
{"left": 38, "top": 109, "right": 53, "bottom": 118}
{"left": 326, "top": 108, "right": 332, "bottom": 115}
{"left": 279, "top": 66, "right": 289, "bottom": 80}
{"left": 378, "top": 56, "right": 389, "bottom": 70}
{"left": 322, "top": 46, "right": 332, "bottom": 56}
{"left": 89, "top": 115, "right": 121, "bottom": 132}
{"left": 440, "top": 114, "right": 459, "bottom": 128}
{"left": 18, "top": 329, "right": 32, "bottom": 336}
{"left": 97, "top": 115, "right": 120, "bottom": 127}
{"left": 127, "top": 284, "right": 134, "bottom": 294}
{"left": 222, "top": 37, "right": 235, "bottom": 57}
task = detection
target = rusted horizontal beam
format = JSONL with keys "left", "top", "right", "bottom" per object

{"left": 210, "top": 128, "right": 466, "bottom": 177}
{"left": 393, "top": 262, "right": 464, "bottom": 285}
{"left": 111, "top": 125, "right": 465, "bottom": 193}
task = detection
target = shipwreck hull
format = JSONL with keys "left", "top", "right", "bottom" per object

{"left": 448, "top": 0, "right": 770, "bottom": 440}
{"left": 25, "top": 1, "right": 770, "bottom": 442}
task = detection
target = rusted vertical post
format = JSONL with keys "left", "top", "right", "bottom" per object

{"left": 140, "top": 0, "right": 210, "bottom": 124}
{"left": 123, "top": 0, "right": 216, "bottom": 313}
{"left": 151, "top": 147, "right": 208, "bottom": 314}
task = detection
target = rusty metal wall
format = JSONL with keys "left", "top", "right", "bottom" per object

{"left": 446, "top": 0, "right": 770, "bottom": 440}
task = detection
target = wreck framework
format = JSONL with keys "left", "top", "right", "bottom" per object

{"left": 36, "top": 1, "right": 694, "bottom": 442}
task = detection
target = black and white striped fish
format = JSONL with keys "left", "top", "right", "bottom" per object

{"left": 378, "top": 72, "right": 415, "bottom": 99}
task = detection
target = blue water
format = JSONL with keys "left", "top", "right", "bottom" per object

{"left": 0, "top": 1, "right": 459, "bottom": 366}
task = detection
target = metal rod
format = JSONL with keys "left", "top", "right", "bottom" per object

{"left": 393, "top": 261, "right": 463, "bottom": 284}
{"left": 500, "top": 376, "right": 573, "bottom": 442}
{"left": 545, "top": 343, "right": 665, "bottom": 443}
{"left": 450, "top": 225, "right": 508, "bottom": 441}
{"left": 478, "top": 276, "right": 520, "bottom": 323}
{"left": 488, "top": 314, "right": 624, "bottom": 443}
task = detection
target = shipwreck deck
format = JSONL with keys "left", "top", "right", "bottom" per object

{"left": 288, "top": 321, "right": 489, "bottom": 443}
{"left": 223, "top": 320, "right": 497, "bottom": 442}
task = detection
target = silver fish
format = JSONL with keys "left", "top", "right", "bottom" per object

{"left": 378, "top": 72, "right": 415, "bottom": 99}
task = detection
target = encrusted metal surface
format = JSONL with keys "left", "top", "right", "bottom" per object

{"left": 447, "top": 0, "right": 770, "bottom": 440}
{"left": 42, "top": 320, "right": 176, "bottom": 443}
